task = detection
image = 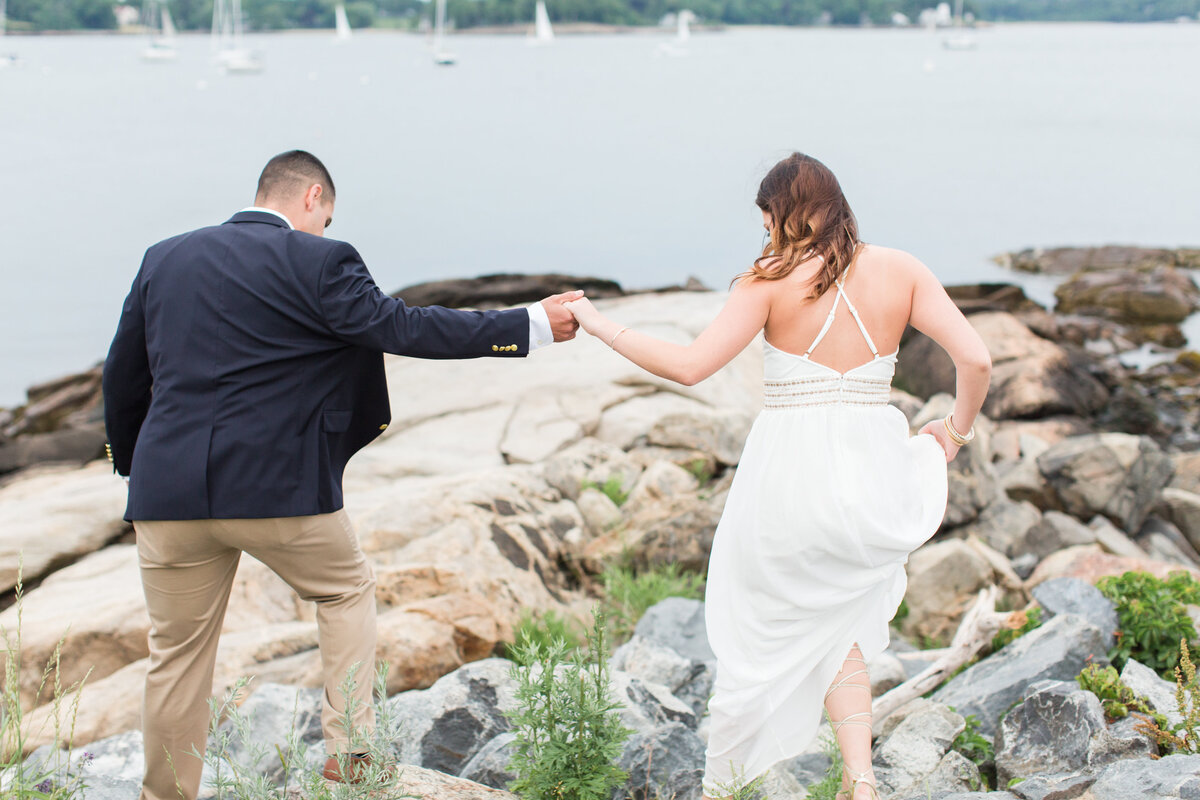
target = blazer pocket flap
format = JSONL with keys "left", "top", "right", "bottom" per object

{"left": 322, "top": 410, "right": 353, "bottom": 433}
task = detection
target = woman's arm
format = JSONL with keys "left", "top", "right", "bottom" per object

{"left": 565, "top": 280, "right": 772, "bottom": 386}
{"left": 904, "top": 255, "right": 992, "bottom": 459}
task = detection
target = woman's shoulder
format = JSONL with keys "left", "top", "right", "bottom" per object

{"left": 857, "top": 244, "right": 931, "bottom": 283}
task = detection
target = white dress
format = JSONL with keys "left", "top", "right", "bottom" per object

{"left": 701, "top": 280, "right": 949, "bottom": 794}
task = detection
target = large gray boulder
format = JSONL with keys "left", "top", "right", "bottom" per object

{"left": 615, "top": 722, "right": 705, "bottom": 800}
{"left": 1014, "top": 511, "right": 1097, "bottom": 561}
{"left": 1087, "top": 754, "right": 1200, "bottom": 799}
{"left": 610, "top": 632, "right": 715, "bottom": 718}
{"left": 1006, "top": 772, "right": 1097, "bottom": 800}
{"left": 993, "top": 680, "right": 1106, "bottom": 785}
{"left": 628, "top": 598, "right": 714, "bottom": 663}
{"left": 458, "top": 732, "right": 517, "bottom": 790}
{"left": 1031, "top": 577, "right": 1119, "bottom": 649}
{"left": 933, "top": 614, "right": 1110, "bottom": 736}
{"left": 1037, "top": 433, "right": 1175, "bottom": 533}
{"left": 215, "top": 683, "right": 324, "bottom": 782}
{"left": 386, "top": 658, "right": 519, "bottom": 775}
{"left": 1119, "top": 658, "right": 1185, "bottom": 728}
{"left": 901, "top": 539, "right": 996, "bottom": 643}
{"left": 1054, "top": 265, "right": 1200, "bottom": 324}
{"left": 1160, "top": 488, "right": 1200, "bottom": 553}
{"left": 872, "top": 701, "right": 965, "bottom": 797}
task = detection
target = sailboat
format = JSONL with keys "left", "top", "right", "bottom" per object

{"left": 141, "top": 0, "right": 178, "bottom": 62}
{"left": 431, "top": 0, "right": 455, "bottom": 65}
{"left": 0, "top": 0, "right": 18, "bottom": 69}
{"left": 530, "top": 0, "right": 554, "bottom": 44}
{"left": 942, "top": 0, "right": 976, "bottom": 50}
{"left": 657, "top": 9, "right": 693, "bottom": 56}
{"left": 334, "top": 3, "right": 352, "bottom": 42}
{"left": 212, "top": 0, "right": 263, "bottom": 73}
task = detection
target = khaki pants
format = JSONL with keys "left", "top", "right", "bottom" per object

{"left": 134, "top": 510, "right": 377, "bottom": 800}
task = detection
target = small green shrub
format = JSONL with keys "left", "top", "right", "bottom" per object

{"left": 1, "top": 564, "right": 93, "bottom": 799}
{"left": 951, "top": 713, "right": 994, "bottom": 767}
{"left": 990, "top": 607, "right": 1043, "bottom": 652}
{"left": 684, "top": 458, "right": 715, "bottom": 485}
{"left": 1075, "top": 663, "right": 1165, "bottom": 727}
{"left": 505, "top": 608, "right": 632, "bottom": 800}
{"left": 708, "top": 766, "right": 768, "bottom": 800}
{"left": 1133, "top": 639, "right": 1200, "bottom": 755}
{"left": 600, "top": 563, "right": 705, "bottom": 643}
{"left": 503, "top": 609, "right": 585, "bottom": 665}
{"left": 891, "top": 599, "right": 909, "bottom": 627}
{"left": 1096, "top": 570, "right": 1200, "bottom": 677}
{"left": 581, "top": 476, "right": 630, "bottom": 508}
{"left": 197, "top": 662, "right": 408, "bottom": 799}
{"left": 802, "top": 730, "right": 845, "bottom": 800}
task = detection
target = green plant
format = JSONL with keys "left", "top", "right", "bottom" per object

{"left": 1132, "top": 639, "right": 1200, "bottom": 755}
{"left": 684, "top": 458, "right": 715, "bottom": 486}
{"left": 949, "top": 712, "right": 994, "bottom": 789}
{"left": 196, "top": 662, "right": 409, "bottom": 799}
{"left": 1097, "top": 570, "right": 1200, "bottom": 677}
{"left": 891, "top": 599, "right": 909, "bottom": 627}
{"left": 581, "top": 476, "right": 630, "bottom": 508}
{"left": 1, "top": 563, "right": 93, "bottom": 799}
{"left": 600, "top": 563, "right": 705, "bottom": 643}
{"left": 503, "top": 610, "right": 585, "bottom": 665}
{"left": 505, "top": 608, "right": 632, "bottom": 800}
{"left": 707, "top": 765, "right": 768, "bottom": 800}
{"left": 1075, "top": 663, "right": 1165, "bottom": 726}
{"left": 990, "top": 607, "right": 1043, "bottom": 652}
{"left": 803, "top": 729, "right": 845, "bottom": 800}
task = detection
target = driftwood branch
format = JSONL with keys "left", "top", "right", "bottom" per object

{"left": 872, "top": 586, "right": 1019, "bottom": 733}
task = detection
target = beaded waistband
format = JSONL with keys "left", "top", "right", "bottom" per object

{"left": 763, "top": 374, "right": 891, "bottom": 410}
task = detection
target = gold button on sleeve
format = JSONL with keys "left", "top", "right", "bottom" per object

{"left": 379, "top": 424, "right": 388, "bottom": 431}
{"left": 492, "top": 345, "right": 499, "bottom": 352}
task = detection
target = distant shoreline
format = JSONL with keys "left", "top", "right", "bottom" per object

{"left": 5, "top": 19, "right": 1194, "bottom": 37}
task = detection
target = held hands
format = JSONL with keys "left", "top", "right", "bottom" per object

{"left": 561, "top": 297, "right": 606, "bottom": 337}
{"left": 540, "top": 290, "right": 586, "bottom": 342}
{"left": 918, "top": 419, "right": 961, "bottom": 463}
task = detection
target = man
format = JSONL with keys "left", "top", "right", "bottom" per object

{"left": 102, "top": 150, "right": 581, "bottom": 800}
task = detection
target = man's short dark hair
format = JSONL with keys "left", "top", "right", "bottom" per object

{"left": 255, "top": 150, "right": 336, "bottom": 202}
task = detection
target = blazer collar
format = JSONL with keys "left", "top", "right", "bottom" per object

{"left": 225, "top": 209, "right": 293, "bottom": 229}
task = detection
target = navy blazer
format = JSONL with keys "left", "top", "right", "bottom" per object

{"left": 103, "top": 211, "right": 529, "bottom": 521}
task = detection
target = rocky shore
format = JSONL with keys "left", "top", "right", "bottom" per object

{"left": 2, "top": 247, "right": 1200, "bottom": 799}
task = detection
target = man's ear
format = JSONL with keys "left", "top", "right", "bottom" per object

{"left": 305, "top": 183, "right": 324, "bottom": 211}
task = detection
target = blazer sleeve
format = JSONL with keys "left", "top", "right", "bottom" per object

{"left": 317, "top": 243, "right": 530, "bottom": 358}
{"left": 102, "top": 265, "right": 153, "bottom": 477}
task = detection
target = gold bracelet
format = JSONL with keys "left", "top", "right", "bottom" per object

{"left": 943, "top": 413, "right": 975, "bottom": 446}
{"left": 609, "top": 327, "right": 630, "bottom": 349}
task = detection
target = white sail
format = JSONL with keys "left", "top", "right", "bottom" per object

{"left": 335, "top": 3, "right": 352, "bottom": 40}
{"left": 161, "top": 5, "right": 176, "bottom": 38}
{"left": 432, "top": 0, "right": 455, "bottom": 64}
{"left": 534, "top": 0, "right": 554, "bottom": 42}
{"left": 677, "top": 8, "right": 692, "bottom": 41}
{"left": 212, "top": 0, "right": 264, "bottom": 72}
{"left": 1, "top": 0, "right": 7, "bottom": 37}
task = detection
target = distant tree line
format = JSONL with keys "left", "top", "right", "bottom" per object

{"left": 4, "top": 0, "right": 1197, "bottom": 33}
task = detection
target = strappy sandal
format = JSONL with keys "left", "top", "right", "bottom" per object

{"left": 826, "top": 653, "right": 875, "bottom": 800}
{"left": 845, "top": 768, "right": 880, "bottom": 800}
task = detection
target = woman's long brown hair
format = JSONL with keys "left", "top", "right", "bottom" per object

{"left": 737, "top": 153, "right": 861, "bottom": 299}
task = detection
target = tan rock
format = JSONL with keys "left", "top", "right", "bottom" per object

{"left": 388, "top": 763, "right": 516, "bottom": 800}
{"left": 1025, "top": 545, "right": 1200, "bottom": 589}
{"left": 576, "top": 487, "right": 623, "bottom": 535}
{"left": 1170, "top": 452, "right": 1200, "bottom": 495}
{"left": 1054, "top": 266, "right": 1199, "bottom": 324}
{"left": 0, "top": 461, "right": 129, "bottom": 593}
{"left": 902, "top": 539, "right": 996, "bottom": 643}
{"left": 1161, "top": 488, "right": 1200, "bottom": 553}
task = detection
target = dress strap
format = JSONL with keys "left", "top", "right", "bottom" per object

{"left": 802, "top": 285, "right": 845, "bottom": 358}
{"left": 833, "top": 278, "right": 879, "bottom": 357}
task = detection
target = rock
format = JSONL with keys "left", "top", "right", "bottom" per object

{"left": 1119, "top": 658, "right": 1185, "bottom": 728}
{"left": 1087, "top": 753, "right": 1200, "bottom": 800}
{"left": 596, "top": 393, "right": 714, "bottom": 452}
{"left": 1010, "top": 553, "right": 1039, "bottom": 580}
{"left": 1054, "top": 266, "right": 1200, "bottom": 324}
{"left": 997, "top": 457, "right": 1055, "bottom": 510}
{"left": 913, "top": 395, "right": 998, "bottom": 527}
{"left": 868, "top": 651, "right": 908, "bottom": 697}
{"left": 933, "top": 614, "right": 1110, "bottom": 736}
{"left": 956, "top": 497, "right": 1042, "bottom": 557}
{"left": 1013, "top": 510, "right": 1096, "bottom": 561}
{"left": 872, "top": 702, "right": 965, "bottom": 797}
{"left": 1161, "top": 488, "right": 1200, "bottom": 552}
{"left": 583, "top": 483, "right": 724, "bottom": 573}
{"left": 215, "top": 683, "right": 324, "bottom": 783}
{"left": 0, "top": 462, "right": 129, "bottom": 593}
{"left": 1036, "top": 433, "right": 1175, "bottom": 533}
{"left": 898, "top": 313, "right": 1109, "bottom": 420}
{"left": 385, "top": 763, "right": 519, "bottom": 800}
{"left": 610, "top": 634, "right": 714, "bottom": 718}
{"left": 890, "top": 389, "right": 926, "bottom": 423}
{"left": 766, "top": 728, "right": 833, "bottom": 789}
{"left": 392, "top": 273, "right": 628, "bottom": 309}
{"left": 1087, "top": 714, "right": 1157, "bottom": 770}
{"left": 385, "top": 658, "right": 518, "bottom": 775}
{"left": 18, "top": 659, "right": 148, "bottom": 755}
{"left": 80, "top": 776, "right": 146, "bottom": 800}
{"left": 997, "top": 245, "right": 1200, "bottom": 275}
{"left": 458, "top": 732, "right": 517, "bottom": 790}
{"left": 540, "top": 438, "right": 641, "bottom": 503}
{"left": 610, "top": 671, "right": 698, "bottom": 733}
{"left": 901, "top": 539, "right": 996, "bottom": 643}
{"left": 1170, "top": 452, "right": 1200, "bottom": 494}
{"left": 616, "top": 722, "right": 705, "bottom": 800}
{"left": 993, "top": 680, "right": 1106, "bottom": 785}
{"left": 1031, "top": 577, "right": 1118, "bottom": 649}
{"left": 623, "top": 460, "right": 700, "bottom": 515}
{"left": 0, "top": 426, "right": 107, "bottom": 475}
{"left": 1088, "top": 515, "right": 1149, "bottom": 559}
{"left": 576, "top": 487, "right": 623, "bottom": 535}
{"left": 1025, "top": 545, "right": 1200, "bottom": 589}
{"left": 628, "top": 598, "right": 714, "bottom": 663}
{"left": 920, "top": 750, "right": 984, "bottom": 796}
{"left": 1006, "top": 772, "right": 1096, "bottom": 800}
{"left": 3, "top": 366, "right": 104, "bottom": 439}
{"left": 646, "top": 409, "right": 753, "bottom": 467}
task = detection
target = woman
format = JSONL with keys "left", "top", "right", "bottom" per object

{"left": 564, "top": 153, "right": 991, "bottom": 800}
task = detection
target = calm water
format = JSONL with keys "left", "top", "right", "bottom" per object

{"left": 1, "top": 23, "right": 1198, "bottom": 405}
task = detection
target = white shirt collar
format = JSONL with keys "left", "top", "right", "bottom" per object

{"left": 239, "top": 206, "right": 294, "bottom": 229}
